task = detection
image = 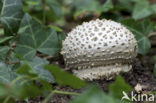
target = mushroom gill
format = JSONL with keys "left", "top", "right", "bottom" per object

{"left": 61, "top": 19, "right": 138, "bottom": 81}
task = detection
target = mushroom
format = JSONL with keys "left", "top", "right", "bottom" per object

{"left": 61, "top": 19, "right": 138, "bottom": 81}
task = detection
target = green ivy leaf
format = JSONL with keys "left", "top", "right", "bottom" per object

{"left": 109, "top": 75, "right": 132, "bottom": 100}
{"left": 26, "top": 0, "right": 40, "bottom": 6}
{"left": 21, "top": 57, "right": 54, "bottom": 82}
{"left": 23, "top": 0, "right": 43, "bottom": 12}
{"left": 0, "top": 83, "right": 23, "bottom": 100}
{"left": 15, "top": 14, "right": 65, "bottom": 60}
{"left": 19, "top": 79, "right": 52, "bottom": 100}
{"left": 71, "top": 85, "right": 120, "bottom": 103}
{"left": 48, "top": 25, "right": 63, "bottom": 32}
{"left": 0, "top": 46, "right": 9, "bottom": 60}
{"left": 152, "top": 4, "right": 156, "bottom": 12}
{"left": 73, "top": 0, "right": 113, "bottom": 18}
{"left": 47, "top": 0, "right": 63, "bottom": 19}
{"left": 101, "top": 0, "right": 113, "bottom": 12}
{"left": 154, "top": 56, "right": 156, "bottom": 61}
{"left": 0, "top": 83, "right": 8, "bottom": 98}
{"left": 0, "top": 0, "right": 2, "bottom": 13}
{"left": 19, "top": 79, "right": 52, "bottom": 99}
{"left": 0, "top": 36, "right": 13, "bottom": 44}
{"left": 45, "top": 65, "right": 87, "bottom": 89}
{"left": 0, "top": 62, "right": 17, "bottom": 83}
{"left": 0, "top": 0, "right": 24, "bottom": 35}
{"left": 132, "top": 0, "right": 153, "bottom": 20}
{"left": 17, "top": 64, "right": 38, "bottom": 78}
{"left": 115, "top": 0, "right": 133, "bottom": 12}
{"left": 121, "top": 19, "right": 154, "bottom": 55}
{"left": 0, "top": 82, "right": 47, "bottom": 100}
{"left": 20, "top": 84, "right": 43, "bottom": 99}
{"left": 0, "top": 28, "right": 4, "bottom": 36}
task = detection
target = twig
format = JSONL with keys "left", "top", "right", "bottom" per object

{"left": 5, "top": 42, "right": 17, "bottom": 65}
{"left": 43, "top": 56, "right": 53, "bottom": 60}
{"left": 8, "top": 61, "right": 20, "bottom": 65}
{"left": 36, "top": 53, "right": 53, "bottom": 60}
{"left": 148, "top": 32, "right": 156, "bottom": 38}
{"left": 42, "top": 0, "right": 46, "bottom": 24}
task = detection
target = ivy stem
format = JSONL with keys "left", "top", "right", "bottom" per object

{"left": 20, "top": 77, "right": 39, "bottom": 85}
{"left": 11, "top": 76, "right": 28, "bottom": 86}
{"left": 42, "top": 90, "right": 79, "bottom": 103}
{"left": 42, "top": 0, "right": 46, "bottom": 24}
{"left": 2, "top": 76, "right": 28, "bottom": 103}
{"left": 3, "top": 96, "right": 11, "bottom": 103}
{"left": 42, "top": 90, "right": 55, "bottom": 103}
{"left": 5, "top": 42, "right": 16, "bottom": 65}
{"left": 53, "top": 90, "right": 80, "bottom": 95}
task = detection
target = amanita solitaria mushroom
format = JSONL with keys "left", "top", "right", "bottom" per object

{"left": 61, "top": 19, "right": 138, "bottom": 81}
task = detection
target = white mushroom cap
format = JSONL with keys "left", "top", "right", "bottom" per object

{"left": 61, "top": 19, "right": 138, "bottom": 80}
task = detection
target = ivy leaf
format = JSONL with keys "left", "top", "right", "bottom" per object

{"left": 0, "top": 62, "right": 17, "bottom": 83}
{"left": 0, "top": 82, "right": 46, "bottom": 101}
{"left": 15, "top": 14, "right": 65, "bottom": 60}
{"left": 0, "top": 0, "right": 24, "bottom": 35}
{"left": 0, "top": 0, "right": 2, "bottom": 13}
{"left": 121, "top": 19, "right": 154, "bottom": 55}
{"left": 0, "top": 28, "right": 4, "bottom": 36}
{"left": 17, "top": 64, "right": 38, "bottom": 78}
{"left": 45, "top": 65, "right": 87, "bottom": 89}
{"left": 73, "top": 0, "right": 113, "bottom": 18}
{"left": 48, "top": 25, "right": 63, "bottom": 32}
{"left": 23, "top": 0, "right": 43, "bottom": 12}
{"left": 0, "top": 46, "right": 9, "bottom": 60}
{"left": 71, "top": 85, "right": 120, "bottom": 103}
{"left": 20, "top": 84, "right": 43, "bottom": 99}
{"left": 12, "top": 64, "right": 53, "bottom": 99}
{"left": 19, "top": 79, "right": 52, "bottom": 99}
{"left": 152, "top": 4, "right": 156, "bottom": 12}
{"left": 115, "top": 0, "right": 133, "bottom": 12}
{"left": 132, "top": 0, "right": 153, "bottom": 20}
{"left": 101, "top": 0, "right": 113, "bottom": 12}
{"left": 21, "top": 57, "right": 54, "bottom": 82}
{"left": 26, "top": 0, "right": 40, "bottom": 6}
{"left": 73, "top": 0, "right": 101, "bottom": 18}
{"left": 47, "top": 0, "right": 63, "bottom": 19}
{"left": 109, "top": 75, "right": 132, "bottom": 100}
{"left": 0, "top": 36, "right": 13, "bottom": 44}
{"left": 0, "top": 83, "right": 23, "bottom": 101}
